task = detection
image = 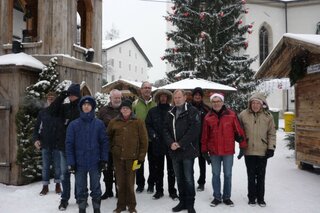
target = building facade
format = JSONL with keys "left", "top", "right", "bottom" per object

{"left": 102, "top": 37, "right": 152, "bottom": 84}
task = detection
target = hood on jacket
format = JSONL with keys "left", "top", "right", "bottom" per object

{"left": 248, "top": 92, "right": 268, "bottom": 111}
{"left": 79, "top": 96, "right": 96, "bottom": 112}
{"left": 153, "top": 89, "right": 173, "bottom": 104}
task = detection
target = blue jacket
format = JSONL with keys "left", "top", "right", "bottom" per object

{"left": 66, "top": 96, "right": 109, "bottom": 170}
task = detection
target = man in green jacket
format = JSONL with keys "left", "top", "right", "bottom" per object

{"left": 132, "top": 81, "right": 156, "bottom": 193}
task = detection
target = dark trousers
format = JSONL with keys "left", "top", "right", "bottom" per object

{"left": 75, "top": 168, "right": 101, "bottom": 209}
{"left": 172, "top": 158, "right": 195, "bottom": 208}
{"left": 154, "top": 153, "right": 177, "bottom": 194}
{"left": 244, "top": 156, "right": 268, "bottom": 202}
{"left": 136, "top": 142, "right": 156, "bottom": 188}
{"left": 103, "top": 152, "right": 116, "bottom": 193}
{"left": 197, "top": 153, "right": 206, "bottom": 185}
{"left": 114, "top": 158, "right": 136, "bottom": 210}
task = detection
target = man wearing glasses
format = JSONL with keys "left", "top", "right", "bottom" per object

{"left": 132, "top": 81, "right": 156, "bottom": 193}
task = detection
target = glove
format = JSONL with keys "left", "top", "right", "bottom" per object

{"left": 68, "top": 165, "right": 76, "bottom": 174}
{"left": 99, "top": 161, "right": 108, "bottom": 172}
{"left": 202, "top": 153, "right": 211, "bottom": 165}
{"left": 265, "top": 149, "right": 274, "bottom": 159}
{"left": 234, "top": 134, "right": 244, "bottom": 143}
{"left": 137, "top": 160, "right": 144, "bottom": 165}
{"left": 237, "top": 148, "right": 245, "bottom": 159}
{"left": 60, "top": 90, "right": 70, "bottom": 98}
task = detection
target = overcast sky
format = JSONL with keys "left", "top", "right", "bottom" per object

{"left": 102, "top": 0, "right": 169, "bottom": 82}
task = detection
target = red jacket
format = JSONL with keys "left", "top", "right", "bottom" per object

{"left": 201, "top": 106, "right": 247, "bottom": 156}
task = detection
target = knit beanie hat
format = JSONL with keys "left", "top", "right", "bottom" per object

{"left": 120, "top": 99, "right": 132, "bottom": 110}
{"left": 192, "top": 87, "right": 204, "bottom": 97}
{"left": 67, "top": 83, "right": 81, "bottom": 98}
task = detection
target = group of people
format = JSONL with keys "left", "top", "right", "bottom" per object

{"left": 33, "top": 81, "right": 276, "bottom": 213}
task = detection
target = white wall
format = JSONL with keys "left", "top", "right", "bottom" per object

{"left": 102, "top": 40, "right": 149, "bottom": 84}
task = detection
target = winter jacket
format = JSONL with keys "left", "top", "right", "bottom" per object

{"left": 145, "top": 103, "right": 171, "bottom": 156}
{"left": 191, "top": 101, "right": 210, "bottom": 143}
{"left": 65, "top": 96, "right": 109, "bottom": 170}
{"left": 163, "top": 103, "right": 200, "bottom": 160}
{"left": 48, "top": 93, "right": 80, "bottom": 151}
{"left": 201, "top": 105, "right": 247, "bottom": 156}
{"left": 132, "top": 97, "right": 156, "bottom": 121}
{"left": 239, "top": 93, "right": 276, "bottom": 156}
{"left": 32, "top": 107, "right": 59, "bottom": 149}
{"left": 107, "top": 113, "right": 148, "bottom": 162}
{"left": 97, "top": 102, "right": 120, "bottom": 127}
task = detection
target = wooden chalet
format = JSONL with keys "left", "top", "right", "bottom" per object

{"left": 0, "top": 0, "right": 103, "bottom": 185}
{"left": 255, "top": 33, "right": 320, "bottom": 169}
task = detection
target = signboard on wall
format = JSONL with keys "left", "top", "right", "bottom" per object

{"left": 307, "top": 64, "right": 320, "bottom": 74}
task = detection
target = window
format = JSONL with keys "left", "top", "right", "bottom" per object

{"left": 135, "top": 53, "right": 137, "bottom": 59}
{"left": 129, "top": 64, "right": 131, "bottom": 71}
{"left": 141, "top": 68, "right": 143, "bottom": 74}
{"left": 259, "top": 26, "right": 269, "bottom": 65}
{"left": 119, "top": 47, "right": 122, "bottom": 53}
{"left": 119, "top": 61, "right": 122, "bottom": 68}
{"left": 111, "top": 75, "right": 115, "bottom": 81}
{"left": 77, "top": 0, "right": 93, "bottom": 48}
{"left": 129, "top": 50, "right": 131, "bottom": 56}
{"left": 135, "top": 66, "right": 137, "bottom": 72}
{"left": 110, "top": 59, "right": 114, "bottom": 67}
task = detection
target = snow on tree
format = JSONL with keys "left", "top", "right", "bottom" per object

{"left": 163, "top": 0, "right": 258, "bottom": 112}
{"left": 16, "top": 57, "right": 59, "bottom": 182}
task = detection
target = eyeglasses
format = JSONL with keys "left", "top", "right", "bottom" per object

{"left": 142, "top": 87, "right": 151, "bottom": 89}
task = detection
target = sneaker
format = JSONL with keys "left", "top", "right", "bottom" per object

{"left": 210, "top": 199, "right": 222, "bottom": 207}
{"left": 258, "top": 200, "right": 266, "bottom": 207}
{"left": 39, "top": 185, "right": 49, "bottom": 196}
{"left": 223, "top": 199, "right": 234, "bottom": 207}
{"left": 187, "top": 207, "right": 196, "bottom": 213}
{"left": 152, "top": 191, "right": 164, "bottom": 200}
{"left": 172, "top": 202, "right": 187, "bottom": 212}
{"left": 129, "top": 208, "right": 138, "bottom": 213}
{"left": 147, "top": 186, "right": 154, "bottom": 194}
{"left": 55, "top": 183, "right": 62, "bottom": 194}
{"left": 58, "top": 200, "right": 68, "bottom": 211}
{"left": 248, "top": 200, "right": 256, "bottom": 206}
{"left": 196, "top": 184, "right": 204, "bottom": 192}
{"left": 136, "top": 186, "right": 144, "bottom": 193}
{"left": 169, "top": 193, "right": 179, "bottom": 201}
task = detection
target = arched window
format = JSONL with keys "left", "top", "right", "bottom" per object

{"left": 259, "top": 26, "right": 269, "bottom": 65}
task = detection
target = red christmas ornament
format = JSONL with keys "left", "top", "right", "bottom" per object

{"left": 200, "top": 12, "right": 205, "bottom": 20}
{"left": 219, "top": 11, "right": 224, "bottom": 17}
{"left": 248, "top": 24, "right": 253, "bottom": 28}
{"left": 244, "top": 41, "right": 248, "bottom": 49}
{"left": 160, "top": 56, "right": 165, "bottom": 61}
{"left": 173, "top": 48, "right": 178, "bottom": 53}
{"left": 241, "top": 0, "right": 246, "bottom": 4}
{"left": 238, "top": 19, "right": 243, "bottom": 25}
{"left": 245, "top": 9, "right": 249, "bottom": 14}
{"left": 171, "top": 6, "right": 176, "bottom": 10}
{"left": 183, "top": 12, "right": 189, "bottom": 17}
{"left": 248, "top": 29, "right": 252, "bottom": 34}
{"left": 200, "top": 31, "right": 206, "bottom": 39}
{"left": 166, "top": 37, "right": 170, "bottom": 41}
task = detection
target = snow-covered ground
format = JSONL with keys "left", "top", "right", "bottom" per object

{"left": 1, "top": 120, "right": 320, "bottom": 213}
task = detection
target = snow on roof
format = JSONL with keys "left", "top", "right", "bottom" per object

{"left": 284, "top": 33, "right": 320, "bottom": 46}
{"left": 102, "top": 79, "right": 157, "bottom": 92}
{"left": 158, "top": 78, "right": 237, "bottom": 91}
{"left": 0, "top": 52, "right": 45, "bottom": 70}
{"left": 102, "top": 37, "right": 132, "bottom": 50}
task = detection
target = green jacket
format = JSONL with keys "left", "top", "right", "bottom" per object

{"left": 239, "top": 93, "right": 276, "bottom": 156}
{"left": 132, "top": 97, "right": 156, "bottom": 120}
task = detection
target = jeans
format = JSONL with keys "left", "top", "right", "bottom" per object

{"left": 172, "top": 158, "right": 195, "bottom": 207}
{"left": 210, "top": 155, "right": 233, "bottom": 200}
{"left": 60, "top": 151, "right": 71, "bottom": 201}
{"left": 75, "top": 168, "right": 101, "bottom": 208}
{"left": 245, "top": 156, "right": 267, "bottom": 202}
{"left": 41, "top": 148, "right": 61, "bottom": 185}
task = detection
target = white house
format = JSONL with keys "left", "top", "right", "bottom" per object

{"left": 166, "top": 0, "right": 320, "bottom": 113}
{"left": 102, "top": 37, "right": 153, "bottom": 84}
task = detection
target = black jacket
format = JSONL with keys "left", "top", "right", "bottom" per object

{"left": 48, "top": 93, "right": 80, "bottom": 151}
{"left": 145, "top": 103, "right": 171, "bottom": 156}
{"left": 32, "top": 107, "right": 59, "bottom": 149}
{"left": 163, "top": 103, "right": 200, "bottom": 160}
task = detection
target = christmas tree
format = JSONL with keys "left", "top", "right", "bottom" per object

{"left": 163, "top": 0, "right": 257, "bottom": 112}
{"left": 16, "top": 57, "right": 59, "bottom": 182}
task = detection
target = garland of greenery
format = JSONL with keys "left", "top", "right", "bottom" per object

{"left": 289, "top": 51, "right": 309, "bottom": 86}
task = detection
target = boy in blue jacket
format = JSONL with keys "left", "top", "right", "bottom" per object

{"left": 66, "top": 96, "right": 109, "bottom": 213}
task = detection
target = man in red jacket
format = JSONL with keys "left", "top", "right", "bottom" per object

{"left": 201, "top": 93, "right": 247, "bottom": 207}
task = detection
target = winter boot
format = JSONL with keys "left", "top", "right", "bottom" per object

{"left": 79, "top": 208, "right": 86, "bottom": 213}
{"left": 55, "top": 183, "right": 62, "bottom": 194}
{"left": 92, "top": 198, "right": 101, "bottom": 213}
{"left": 172, "top": 202, "right": 187, "bottom": 212}
{"left": 39, "top": 185, "right": 49, "bottom": 196}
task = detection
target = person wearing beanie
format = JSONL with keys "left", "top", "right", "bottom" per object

{"left": 107, "top": 99, "right": 148, "bottom": 213}
{"left": 145, "top": 89, "right": 178, "bottom": 201}
{"left": 239, "top": 93, "right": 276, "bottom": 207}
{"left": 48, "top": 82, "right": 82, "bottom": 211}
{"left": 66, "top": 96, "right": 109, "bottom": 213}
{"left": 190, "top": 87, "right": 210, "bottom": 192}
{"left": 97, "top": 89, "right": 122, "bottom": 200}
{"left": 201, "top": 93, "right": 247, "bottom": 207}
{"left": 163, "top": 89, "right": 201, "bottom": 213}
{"left": 132, "top": 81, "right": 156, "bottom": 194}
